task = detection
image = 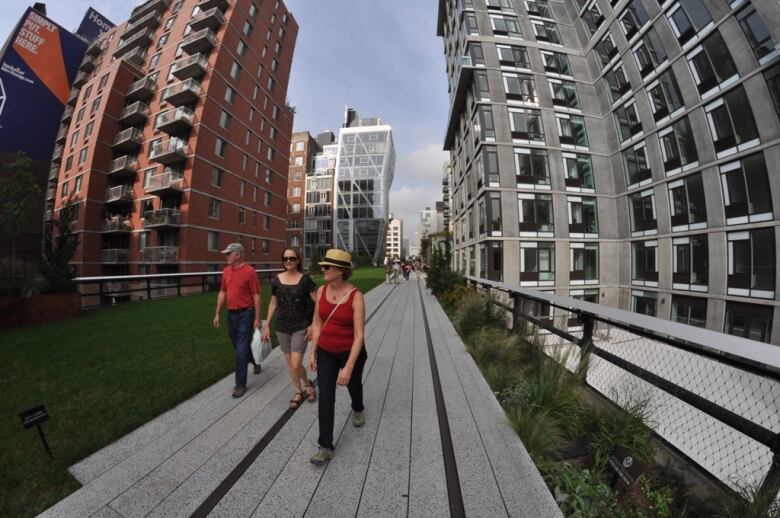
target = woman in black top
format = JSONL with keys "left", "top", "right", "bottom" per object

{"left": 263, "top": 247, "right": 318, "bottom": 408}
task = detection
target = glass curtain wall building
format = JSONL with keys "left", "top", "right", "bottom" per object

{"left": 304, "top": 143, "right": 337, "bottom": 263}
{"left": 437, "top": 0, "right": 780, "bottom": 344}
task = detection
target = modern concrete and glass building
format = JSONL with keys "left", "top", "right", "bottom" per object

{"left": 419, "top": 206, "right": 437, "bottom": 242}
{"left": 287, "top": 131, "right": 319, "bottom": 249}
{"left": 49, "top": 0, "right": 298, "bottom": 277}
{"left": 437, "top": 0, "right": 780, "bottom": 343}
{"left": 334, "top": 108, "right": 396, "bottom": 265}
{"left": 303, "top": 138, "right": 337, "bottom": 263}
{"left": 385, "top": 215, "right": 403, "bottom": 259}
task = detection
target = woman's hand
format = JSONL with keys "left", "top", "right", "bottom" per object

{"left": 262, "top": 326, "right": 270, "bottom": 342}
{"left": 337, "top": 364, "right": 353, "bottom": 386}
{"left": 304, "top": 325, "right": 312, "bottom": 342}
{"left": 309, "top": 352, "right": 317, "bottom": 372}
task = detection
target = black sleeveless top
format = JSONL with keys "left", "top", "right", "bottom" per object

{"left": 271, "top": 273, "right": 318, "bottom": 333}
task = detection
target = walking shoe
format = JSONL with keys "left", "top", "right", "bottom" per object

{"left": 352, "top": 411, "right": 365, "bottom": 428}
{"left": 232, "top": 386, "right": 246, "bottom": 398}
{"left": 309, "top": 447, "right": 334, "bottom": 465}
{"left": 253, "top": 363, "right": 262, "bottom": 374}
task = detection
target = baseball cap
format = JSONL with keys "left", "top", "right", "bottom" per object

{"left": 221, "top": 243, "right": 244, "bottom": 254}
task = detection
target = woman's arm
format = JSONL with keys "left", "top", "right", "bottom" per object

{"left": 308, "top": 286, "right": 325, "bottom": 371}
{"left": 262, "top": 295, "right": 277, "bottom": 340}
{"left": 337, "top": 290, "right": 365, "bottom": 386}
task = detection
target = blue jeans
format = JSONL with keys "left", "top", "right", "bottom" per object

{"left": 227, "top": 309, "right": 256, "bottom": 388}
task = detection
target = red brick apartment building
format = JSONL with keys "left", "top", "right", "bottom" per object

{"left": 47, "top": 0, "right": 298, "bottom": 277}
{"left": 286, "top": 131, "right": 318, "bottom": 250}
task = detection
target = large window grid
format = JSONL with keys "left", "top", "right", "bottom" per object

{"left": 665, "top": 0, "right": 714, "bottom": 49}
{"left": 497, "top": 45, "right": 530, "bottom": 70}
{"left": 720, "top": 152, "right": 773, "bottom": 225}
{"left": 632, "top": 290, "right": 657, "bottom": 316}
{"left": 568, "top": 196, "right": 598, "bottom": 237}
{"left": 549, "top": 79, "right": 581, "bottom": 111}
{"left": 531, "top": 20, "right": 562, "bottom": 45}
{"left": 725, "top": 301, "right": 773, "bottom": 343}
{"left": 646, "top": 69, "right": 685, "bottom": 124}
{"left": 520, "top": 241, "right": 555, "bottom": 286}
{"left": 594, "top": 33, "right": 618, "bottom": 69}
{"left": 518, "top": 193, "right": 554, "bottom": 236}
{"left": 604, "top": 62, "right": 632, "bottom": 104}
{"left": 632, "top": 28, "right": 668, "bottom": 81}
{"left": 704, "top": 86, "right": 760, "bottom": 159}
{"left": 632, "top": 240, "right": 658, "bottom": 286}
{"left": 615, "top": 99, "right": 643, "bottom": 142}
{"left": 623, "top": 141, "right": 652, "bottom": 188}
{"left": 490, "top": 14, "right": 522, "bottom": 38}
{"left": 515, "top": 148, "right": 550, "bottom": 189}
{"left": 672, "top": 234, "right": 708, "bottom": 291}
{"left": 508, "top": 107, "right": 545, "bottom": 144}
{"left": 659, "top": 116, "right": 698, "bottom": 176}
{"left": 668, "top": 173, "right": 707, "bottom": 231}
{"left": 479, "top": 241, "right": 503, "bottom": 281}
{"left": 727, "top": 228, "right": 775, "bottom": 299}
{"left": 503, "top": 73, "right": 538, "bottom": 104}
{"left": 736, "top": 4, "right": 778, "bottom": 64}
{"left": 563, "top": 153, "right": 595, "bottom": 192}
{"left": 629, "top": 189, "right": 657, "bottom": 236}
{"left": 687, "top": 31, "right": 739, "bottom": 99}
{"left": 619, "top": 0, "right": 651, "bottom": 42}
{"left": 557, "top": 113, "right": 589, "bottom": 150}
{"left": 541, "top": 51, "right": 572, "bottom": 77}
{"left": 570, "top": 242, "right": 599, "bottom": 284}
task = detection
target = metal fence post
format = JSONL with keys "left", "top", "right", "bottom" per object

{"left": 98, "top": 281, "right": 106, "bottom": 306}
{"left": 176, "top": 277, "right": 182, "bottom": 297}
{"left": 576, "top": 314, "right": 594, "bottom": 379}
{"left": 146, "top": 278, "right": 152, "bottom": 300}
{"left": 511, "top": 293, "right": 521, "bottom": 331}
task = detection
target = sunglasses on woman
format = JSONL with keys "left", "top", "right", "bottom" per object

{"left": 320, "top": 265, "right": 331, "bottom": 270}
{"left": 282, "top": 256, "right": 298, "bottom": 262}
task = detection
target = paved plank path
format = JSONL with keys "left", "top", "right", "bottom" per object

{"left": 39, "top": 281, "right": 560, "bottom": 518}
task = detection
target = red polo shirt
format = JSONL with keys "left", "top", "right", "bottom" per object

{"left": 221, "top": 263, "right": 260, "bottom": 310}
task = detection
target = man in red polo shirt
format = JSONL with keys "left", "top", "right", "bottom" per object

{"left": 212, "top": 243, "right": 262, "bottom": 398}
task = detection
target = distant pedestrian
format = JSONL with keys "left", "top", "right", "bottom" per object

{"left": 403, "top": 262, "right": 411, "bottom": 281}
{"left": 384, "top": 260, "right": 392, "bottom": 283}
{"left": 264, "top": 247, "right": 318, "bottom": 408}
{"left": 212, "top": 243, "right": 262, "bottom": 398}
{"left": 392, "top": 261, "right": 401, "bottom": 284}
{"left": 308, "top": 249, "right": 367, "bottom": 465}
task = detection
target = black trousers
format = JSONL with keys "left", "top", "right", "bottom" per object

{"left": 316, "top": 346, "right": 367, "bottom": 449}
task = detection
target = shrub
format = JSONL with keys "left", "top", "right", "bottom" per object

{"left": 480, "top": 363, "right": 521, "bottom": 394}
{"left": 506, "top": 405, "right": 566, "bottom": 457}
{"left": 713, "top": 480, "right": 780, "bottom": 518}
{"left": 543, "top": 462, "right": 621, "bottom": 518}
{"left": 439, "top": 284, "right": 471, "bottom": 313}
{"left": 590, "top": 391, "right": 655, "bottom": 472}
{"left": 639, "top": 475, "right": 675, "bottom": 518}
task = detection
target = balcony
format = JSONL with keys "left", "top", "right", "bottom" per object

{"left": 155, "top": 107, "right": 194, "bottom": 134}
{"left": 45, "top": 187, "right": 55, "bottom": 201}
{"left": 129, "top": 0, "right": 169, "bottom": 24}
{"left": 143, "top": 208, "right": 181, "bottom": 228}
{"left": 44, "top": 209, "right": 54, "bottom": 222}
{"left": 102, "top": 216, "right": 133, "bottom": 233}
{"left": 113, "top": 127, "right": 143, "bottom": 152}
{"left": 190, "top": 7, "right": 224, "bottom": 32}
{"left": 85, "top": 39, "right": 102, "bottom": 57}
{"left": 108, "top": 156, "right": 138, "bottom": 177}
{"left": 141, "top": 245, "right": 178, "bottom": 263}
{"left": 196, "top": 0, "right": 229, "bottom": 11}
{"left": 101, "top": 248, "right": 130, "bottom": 263}
{"left": 162, "top": 79, "right": 200, "bottom": 106}
{"left": 126, "top": 76, "right": 156, "bottom": 101}
{"left": 61, "top": 106, "right": 74, "bottom": 124}
{"left": 149, "top": 138, "right": 188, "bottom": 165}
{"left": 144, "top": 171, "right": 186, "bottom": 196}
{"left": 72, "top": 71, "right": 89, "bottom": 89}
{"left": 121, "top": 47, "right": 147, "bottom": 68}
{"left": 180, "top": 28, "right": 216, "bottom": 55}
{"left": 123, "top": 11, "right": 161, "bottom": 39}
{"left": 48, "top": 165, "right": 60, "bottom": 181}
{"left": 55, "top": 125, "right": 68, "bottom": 144}
{"left": 119, "top": 101, "right": 150, "bottom": 125}
{"left": 51, "top": 145, "right": 63, "bottom": 162}
{"left": 79, "top": 55, "right": 97, "bottom": 73}
{"left": 171, "top": 53, "right": 208, "bottom": 80}
{"left": 112, "top": 28, "right": 154, "bottom": 59}
{"left": 105, "top": 185, "right": 134, "bottom": 206}
{"left": 66, "top": 88, "right": 79, "bottom": 106}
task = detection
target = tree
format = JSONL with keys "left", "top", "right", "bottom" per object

{"left": 40, "top": 201, "right": 79, "bottom": 293}
{"left": 0, "top": 152, "right": 40, "bottom": 275}
{"left": 308, "top": 250, "right": 322, "bottom": 276}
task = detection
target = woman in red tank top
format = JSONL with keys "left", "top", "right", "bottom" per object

{"left": 307, "top": 249, "right": 367, "bottom": 465}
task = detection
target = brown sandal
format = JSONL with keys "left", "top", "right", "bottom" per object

{"left": 290, "top": 392, "right": 304, "bottom": 409}
{"left": 304, "top": 380, "right": 317, "bottom": 402}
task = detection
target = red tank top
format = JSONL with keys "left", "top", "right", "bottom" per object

{"left": 318, "top": 287, "right": 359, "bottom": 353}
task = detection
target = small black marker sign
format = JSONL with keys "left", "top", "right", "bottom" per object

{"left": 608, "top": 446, "right": 644, "bottom": 488}
{"left": 19, "top": 404, "right": 52, "bottom": 458}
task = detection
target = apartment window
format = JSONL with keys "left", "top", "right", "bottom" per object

{"left": 720, "top": 152, "right": 773, "bottom": 224}
{"left": 230, "top": 61, "right": 242, "bottom": 81}
{"left": 594, "top": 33, "right": 618, "bottom": 68}
{"left": 615, "top": 100, "right": 642, "bottom": 141}
{"left": 659, "top": 116, "right": 698, "bottom": 175}
{"left": 84, "top": 121, "right": 94, "bottom": 140}
{"left": 78, "top": 147, "right": 88, "bottom": 165}
{"left": 463, "top": 12, "right": 479, "bottom": 35}
{"left": 647, "top": 69, "right": 684, "bottom": 122}
{"left": 490, "top": 14, "right": 522, "bottom": 37}
{"left": 149, "top": 52, "right": 161, "bottom": 70}
{"left": 215, "top": 138, "right": 228, "bottom": 158}
{"left": 475, "top": 145, "right": 500, "bottom": 188}
{"left": 208, "top": 231, "right": 219, "bottom": 251}
{"left": 237, "top": 40, "right": 247, "bottom": 57}
{"left": 69, "top": 130, "right": 79, "bottom": 149}
{"left": 604, "top": 63, "right": 631, "bottom": 103}
{"left": 73, "top": 175, "right": 82, "bottom": 193}
{"left": 172, "top": 0, "right": 183, "bottom": 13}
{"left": 473, "top": 70, "right": 490, "bottom": 100}
{"left": 292, "top": 186, "right": 301, "bottom": 197}
{"left": 82, "top": 85, "right": 93, "bottom": 103}
{"left": 508, "top": 108, "right": 544, "bottom": 143}
{"left": 557, "top": 114, "right": 588, "bottom": 149}
{"left": 272, "top": 105, "right": 279, "bottom": 119}
{"left": 243, "top": 21, "right": 253, "bottom": 36}
{"left": 705, "top": 86, "right": 759, "bottom": 158}
{"left": 211, "top": 168, "right": 223, "bottom": 187}
{"left": 619, "top": 0, "right": 650, "bottom": 40}
{"left": 688, "top": 31, "right": 738, "bottom": 97}
{"left": 90, "top": 97, "right": 101, "bottom": 114}
{"left": 630, "top": 190, "right": 657, "bottom": 237}
{"left": 266, "top": 76, "right": 275, "bottom": 91}
{"left": 582, "top": 1, "right": 604, "bottom": 36}
{"left": 673, "top": 235, "right": 708, "bottom": 289}
{"left": 541, "top": 51, "right": 571, "bottom": 76}
{"left": 267, "top": 147, "right": 275, "bottom": 161}
{"left": 632, "top": 28, "right": 668, "bottom": 78}
{"left": 623, "top": 142, "right": 651, "bottom": 188}
{"left": 61, "top": 181, "right": 69, "bottom": 197}
{"left": 632, "top": 291, "right": 657, "bottom": 316}
{"left": 467, "top": 42, "right": 486, "bottom": 67}
{"left": 219, "top": 111, "right": 231, "bottom": 130}
{"left": 157, "top": 33, "right": 168, "bottom": 49}
{"left": 238, "top": 207, "right": 245, "bottom": 225}
{"left": 249, "top": 3, "right": 258, "bottom": 17}
{"left": 571, "top": 243, "right": 599, "bottom": 284}
{"left": 765, "top": 63, "right": 780, "bottom": 116}
{"left": 479, "top": 241, "right": 503, "bottom": 282}
{"left": 728, "top": 228, "right": 775, "bottom": 298}
{"left": 518, "top": 193, "right": 553, "bottom": 234}
{"left": 76, "top": 107, "right": 85, "bottom": 123}
{"left": 550, "top": 79, "right": 580, "bottom": 110}
{"left": 209, "top": 198, "right": 221, "bottom": 219}
{"left": 725, "top": 302, "right": 773, "bottom": 343}
{"left": 503, "top": 73, "right": 537, "bottom": 103}
{"left": 736, "top": 4, "right": 777, "bottom": 63}
{"left": 97, "top": 73, "right": 109, "bottom": 91}
{"left": 667, "top": 0, "right": 713, "bottom": 47}
{"left": 563, "top": 153, "right": 594, "bottom": 191}
{"left": 225, "top": 85, "right": 236, "bottom": 103}
{"left": 532, "top": 20, "right": 561, "bottom": 44}
{"left": 497, "top": 45, "right": 529, "bottom": 69}
{"left": 568, "top": 196, "right": 598, "bottom": 236}
{"left": 263, "top": 215, "right": 270, "bottom": 230}
{"left": 474, "top": 105, "right": 496, "bottom": 143}
{"left": 264, "top": 191, "right": 271, "bottom": 206}
{"left": 525, "top": 0, "right": 551, "bottom": 17}
{"left": 514, "top": 148, "right": 550, "bottom": 188}
{"left": 520, "top": 242, "right": 555, "bottom": 285}
{"left": 668, "top": 173, "right": 707, "bottom": 231}
{"left": 265, "top": 169, "right": 272, "bottom": 183}
{"left": 633, "top": 240, "right": 658, "bottom": 284}
{"left": 64, "top": 156, "right": 73, "bottom": 171}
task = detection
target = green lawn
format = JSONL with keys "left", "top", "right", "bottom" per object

{"left": 0, "top": 267, "right": 385, "bottom": 517}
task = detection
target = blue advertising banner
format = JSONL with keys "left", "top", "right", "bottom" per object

{"left": 0, "top": 8, "right": 87, "bottom": 162}
{"left": 76, "top": 8, "right": 115, "bottom": 43}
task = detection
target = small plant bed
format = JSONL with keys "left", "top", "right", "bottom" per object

{"left": 435, "top": 284, "right": 770, "bottom": 518}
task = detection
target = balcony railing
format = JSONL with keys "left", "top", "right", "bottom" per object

{"left": 143, "top": 208, "right": 181, "bottom": 227}
{"left": 51, "top": 145, "right": 63, "bottom": 162}
{"left": 119, "top": 101, "right": 150, "bottom": 125}
{"left": 44, "top": 209, "right": 54, "bottom": 222}
{"left": 180, "top": 28, "right": 216, "bottom": 55}
{"left": 162, "top": 78, "right": 200, "bottom": 106}
{"left": 72, "top": 71, "right": 89, "bottom": 89}
{"left": 105, "top": 185, "right": 134, "bottom": 205}
{"left": 102, "top": 217, "right": 132, "bottom": 233}
{"left": 190, "top": 7, "right": 225, "bottom": 32}
{"left": 196, "top": 0, "right": 229, "bottom": 11}
{"left": 122, "top": 11, "right": 161, "bottom": 39}
{"left": 48, "top": 165, "right": 59, "bottom": 181}
{"left": 79, "top": 55, "right": 97, "bottom": 73}
{"left": 149, "top": 138, "right": 188, "bottom": 165}
{"left": 113, "top": 128, "right": 143, "bottom": 151}
{"left": 171, "top": 53, "right": 209, "bottom": 80}
{"left": 61, "top": 106, "right": 74, "bottom": 123}
{"left": 155, "top": 107, "right": 194, "bottom": 134}
{"left": 144, "top": 171, "right": 186, "bottom": 195}
{"left": 55, "top": 125, "right": 68, "bottom": 144}
{"left": 108, "top": 156, "right": 139, "bottom": 177}
{"left": 66, "top": 88, "right": 79, "bottom": 106}
{"left": 100, "top": 248, "right": 130, "bottom": 263}
{"left": 113, "top": 28, "right": 154, "bottom": 58}
{"left": 129, "top": 0, "right": 169, "bottom": 24}
{"left": 121, "top": 47, "right": 147, "bottom": 68}
{"left": 126, "top": 76, "right": 156, "bottom": 101}
{"left": 45, "top": 187, "right": 55, "bottom": 201}
{"left": 141, "top": 246, "right": 179, "bottom": 264}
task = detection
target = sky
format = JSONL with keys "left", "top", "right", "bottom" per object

{"left": 0, "top": 0, "right": 450, "bottom": 249}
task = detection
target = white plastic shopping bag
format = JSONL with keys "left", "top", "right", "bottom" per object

{"left": 251, "top": 320, "right": 272, "bottom": 364}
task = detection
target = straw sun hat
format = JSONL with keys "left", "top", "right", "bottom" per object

{"left": 318, "top": 249, "right": 353, "bottom": 269}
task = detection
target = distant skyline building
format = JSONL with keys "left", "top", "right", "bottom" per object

{"left": 303, "top": 133, "right": 336, "bottom": 263}
{"left": 334, "top": 107, "right": 396, "bottom": 264}
{"left": 385, "top": 214, "right": 402, "bottom": 259}
{"left": 418, "top": 206, "right": 436, "bottom": 244}
{"left": 49, "top": 0, "right": 298, "bottom": 278}
{"left": 438, "top": 0, "right": 780, "bottom": 344}
{"left": 287, "top": 131, "right": 319, "bottom": 250}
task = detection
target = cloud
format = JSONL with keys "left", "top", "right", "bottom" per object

{"left": 394, "top": 143, "right": 449, "bottom": 187}
{"left": 389, "top": 184, "right": 444, "bottom": 247}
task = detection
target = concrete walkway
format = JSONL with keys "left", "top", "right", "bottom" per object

{"left": 39, "top": 281, "right": 560, "bottom": 517}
